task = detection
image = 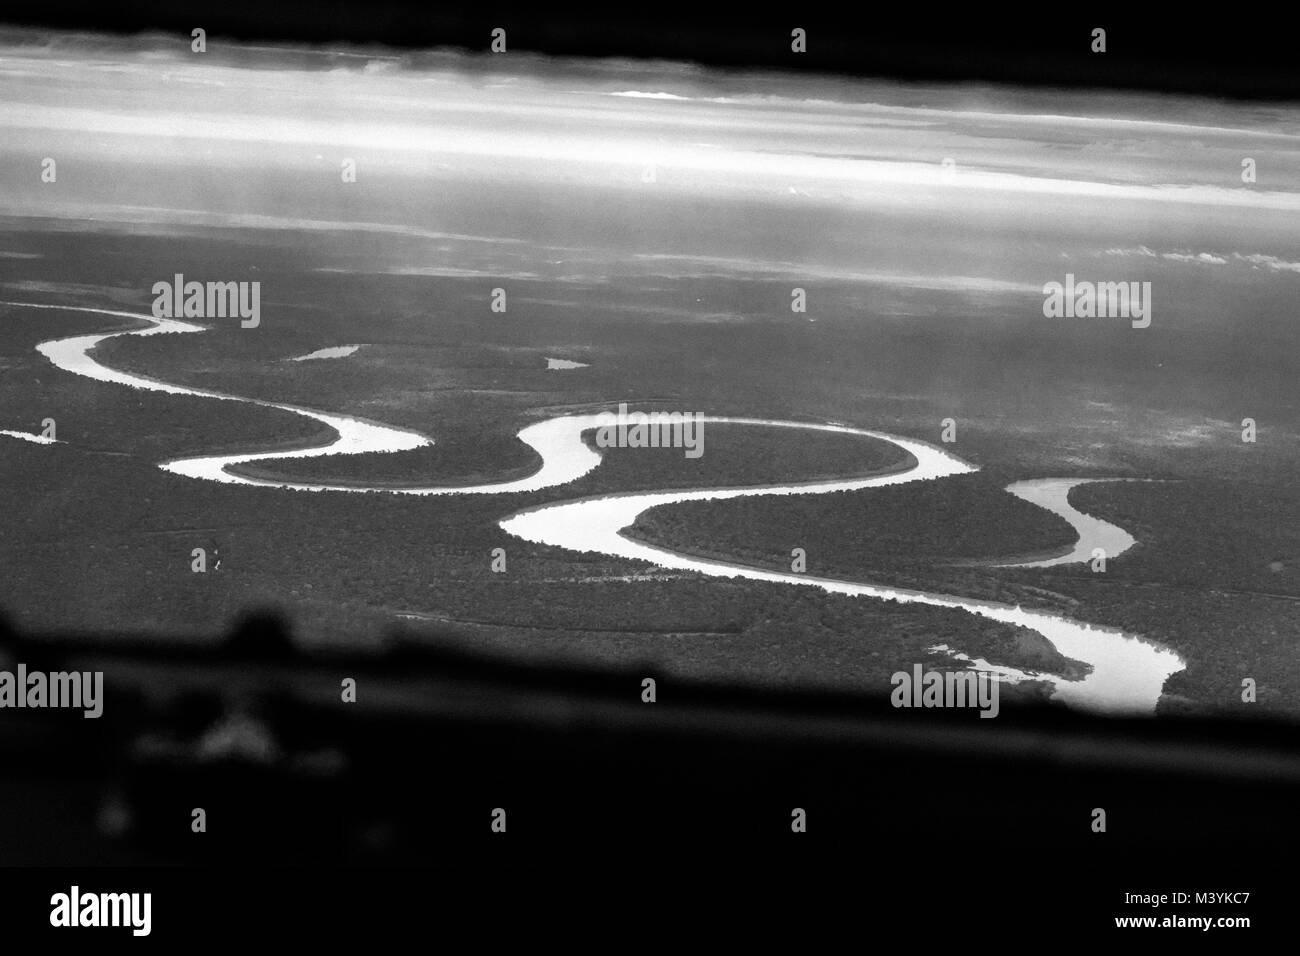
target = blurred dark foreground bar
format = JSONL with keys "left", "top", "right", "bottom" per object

{"left": 0, "top": 611, "right": 1297, "bottom": 865}
{"left": 0, "top": 611, "right": 1291, "bottom": 940}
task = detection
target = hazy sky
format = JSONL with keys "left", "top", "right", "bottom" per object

{"left": 2, "top": 29, "right": 1299, "bottom": 301}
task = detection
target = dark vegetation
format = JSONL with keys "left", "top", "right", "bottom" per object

{"left": 227, "top": 422, "right": 908, "bottom": 492}
{"left": 630, "top": 474, "right": 1300, "bottom": 714}
{"left": 2, "top": 224, "right": 1298, "bottom": 713}
{"left": 629, "top": 471, "right": 1081, "bottom": 575}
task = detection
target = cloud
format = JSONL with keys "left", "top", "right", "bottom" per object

{"left": 1161, "top": 252, "right": 1227, "bottom": 264}
{"left": 608, "top": 91, "right": 690, "bottom": 100}
{"left": 1232, "top": 253, "right": 1300, "bottom": 273}
{"left": 1102, "top": 248, "right": 1300, "bottom": 270}
{"left": 631, "top": 253, "right": 1041, "bottom": 293}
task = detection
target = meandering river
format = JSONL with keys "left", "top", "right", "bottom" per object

{"left": 997, "top": 478, "right": 1139, "bottom": 567}
{"left": 5, "top": 301, "right": 1186, "bottom": 712}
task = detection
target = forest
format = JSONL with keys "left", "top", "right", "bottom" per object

{"left": 2, "top": 223, "right": 1297, "bottom": 714}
